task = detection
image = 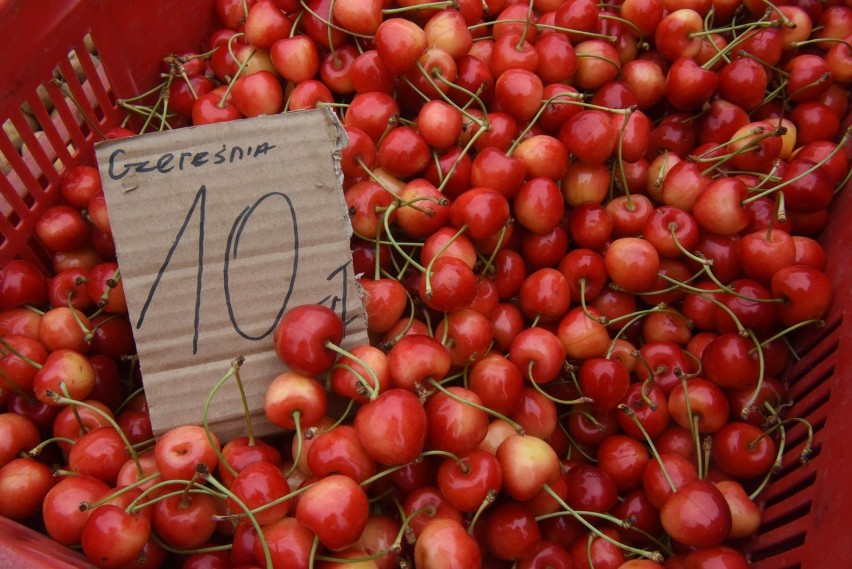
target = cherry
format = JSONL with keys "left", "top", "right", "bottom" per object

{"left": 578, "top": 357, "right": 631, "bottom": 412}
{"left": 668, "top": 377, "right": 730, "bottom": 434}
{"left": 414, "top": 518, "right": 482, "bottom": 568}
{"left": 712, "top": 422, "right": 777, "bottom": 479}
{"left": 307, "top": 424, "right": 376, "bottom": 484}
{"left": 569, "top": 202, "right": 614, "bottom": 251}
{"left": 511, "top": 387, "right": 559, "bottom": 440}
{"left": 497, "top": 434, "right": 561, "bottom": 501}
{"left": 86, "top": 261, "right": 126, "bottom": 314}
{"left": 654, "top": 9, "right": 703, "bottom": 61}
{"left": 485, "top": 500, "right": 542, "bottom": 561}
{"left": 81, "top": 504, "right": 151, "bottom": 568}
{"left": 251, "top": 517, "right": 309, "bottom": 567}
{"left": 771, "top": 264, "right": 832, "bottom": 326}
{"left": 387, "top": 334, "right": 451, "bottom": 391}
{"left": 557, "top": 306, "right": 611, "bottom": 361}
{"left": 701, "top": 333, "right": 760, "bottom": 391}
{"left": 468, "top": 352, "right": 524, "bottom": 416}
{"left": 560, "top": 110, "right": 618, "bottom": 166}
{"left": 273, "top": 304, "right": 343, "bottom": 375}
{"left": 666, "top": 56, "right": 720, "bottom": 110}
{"left": 448, "top": 187, "right": 511, "bottom": 242}
{"left": 716, "top": 479, "right": 762, "bottom": 540}
{"left": 563, "top": 161, "right": 612, "bottom": 207}
{"left": 604, "top": 237, "right": 661, "bottom": 292}
{"left": 436, "top": 448, "right": 502, "bottom": 513}
{"left": 154, "top": 424, "right": 220, "bottom": 481}
{"left": 573, "top": 39, "right": 622, "bottom": 90}
{"left": 152, "top": 491, "right": 219, "bottom": 550}
{"left": 418, "top": 256, "right": 478, "bottom": 315}
{"left": 0, "top": 260, "right": 48, "bottom": 311}
{"left": 660, "top": 479, "right": 732, "bottom": 547}
{"left": 354, "top": 388, "right": 427, "bottom": 465}
{"left": 0, "top": 457, "right": 55, "bottom": 520}
{"left": 518, "top": 268, "right": 571, "bottom": 324}
{"left": 564, "top": 464, "right": 619, "bottom": 513}
{"left": 616, "top": 384, "right": 670, "bottom": 441}
{"left": 374, "top": 17, "right": 428, "bottom": 75}
{"left": 287, "top": 79, "right": 335, "bottom": 110}
{"left": 42, "top": 474, "right": 111, "bottom": 546}
{"left": 425, "top": 385, "right": 489, "bottom": 456}
{"left": 228, "top": 460, "right": 290, "bottom": 526}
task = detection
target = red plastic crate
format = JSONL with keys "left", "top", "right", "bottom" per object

{"left": 1, "top": 0, "right": 850, "bottom": 567}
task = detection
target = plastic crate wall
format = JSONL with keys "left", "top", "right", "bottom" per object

{"left": 2, "top": 1, "right": 852, "bottom": 567}
{"left": 0, "top": 0, "right": 214, "bottom": 268}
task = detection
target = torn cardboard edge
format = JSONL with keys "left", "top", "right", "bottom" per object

{"left": 95, "top": 108, "right": 368, "bottom": 441}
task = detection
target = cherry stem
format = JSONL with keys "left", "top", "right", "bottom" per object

{"left": 527, "top": 361, "right": 592, "bottom": 405}
{"left": 23, "top": 436, "right": 77, "bottom": 458}
{"left": 578, "top": 279, "right": 605, "bottom": 325}
{"left": 383, "top": 205, "right": 427, "bottom": 273}
{"left": 835, "top": 163, "right": 852, "bottom": 195}
{"left": 541, "top": 484, "right": 665, "bottom": 561}
{"left": 382, "top": 0, "right": 454, "bottom": 14}
{"left": 202, "top": 356, "right": 246, "bottom": 479}
{"left": 0, "top": 337, "right": 43, "bottom": 369}
{"left": 752, "top": 417, "right": 814, "bottom": 463}
{"left": 51, "top": 382, "right": 143, "bottom": 480}
{"left": 435, "top": 75, "right": 489, "bottom": 123}
{"left": 79, "top": 472, "right": 162, "bottom": 512}
{"left": 286, "top": 410, "right": 303, "bottom": 479}
{"left": 679, "top": 375, "right": 704, "bottom": 480}
{"left": 115, "top": 386, "right": 144, "bottom": 416}
{"left": 426, "top": 378, "right": 525, "bottom": 434}
{"left": 539, "top": 509, "right": 674, "bottom": 556}
{"left": 749, "top": 425, "right": 786, "bottom": 501}
{"left": 326, "top": 343, "right": 381, "bottom": 399}
{"left": 560, "top": 409, "right": 606, "bottom": 433}
{"left": 743, "top": 126, "right": 852, "bottom": 204}
{"left": 605, "top": 306, "right": 665, "bottom": 358}
{"left": 424, "top": 223, "right": 468, "bottom": 301}
{"left": 48, "top": 78, "right": 107, "bottom": 139}
{"left": 618, "top": 404, "right": 677, "bottom": 493}
{"left": 201, "top": 465, "right": 272, "bottom": 569}
{"left": 558, "top": 422, "right": 600, "bottom": 463}
{"left": 128, "top": 481, "right": 219, "bottom": 515}
{"left": 467, "top": 489, "right": 498, "bottom": 535}
{"left": 436, "top": 125, "right": 488, "bottom": 195}
{"left": 0, "top": 368, "right": 34, "bottom": 401}
{"left": 219, "top": 44, "right": 256, "bottom": 109}
{"left": 479, "top": 224, "right": 509, "bottom": 277}
{"left": 419, "top": 449, "right": 468, "bottom": 472}
{"left": 515, "top": 0, "right": 535, "bottom": 49}
{"left": 757, "top": 320, "right": 825, "bottom": 353}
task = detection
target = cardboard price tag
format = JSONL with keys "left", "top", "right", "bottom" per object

{"left": 95, "top": 109, "right": 367, "bottom": 440}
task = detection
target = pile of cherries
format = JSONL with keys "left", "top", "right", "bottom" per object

{"left": 2, "top": 0, "right": 851, "bottom": 566}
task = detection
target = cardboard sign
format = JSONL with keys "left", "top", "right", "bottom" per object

{"left": 95, "top": 109, "right": 367, "bottom": 440}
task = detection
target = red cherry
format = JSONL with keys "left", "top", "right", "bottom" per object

{"left": 436, "top": 449, "right": 502, "bottom": 513}
{"left": 578, "top": 357, "right": 631, "bottom": 412}
{"left": 712, "top": 422, "right": 777, "bottom": 479}
{"left": 273, "top": 304, "right": 343, "bottom": 375}
{"left": 152, "top": 491, "right": 218, "bottom": 549}
{"left": 154, "top": 424, "right": 220, "bottom": 481}
{"left": 485, "top": 500, "right": 542, "bottom": 561}
{"left": 42, "top": 474, "right": 111, "bottom": 546}
{"left": 295, "top": 474, "right": 369, "bottom": 552}
{"left": 604, "top": 237, "right": 661, "bottom": 292}
{"left": 354, "top": 388, "right": 427, "bottom": 465}
{"left": 414, "top": 518, "right": 482, "bottom": 568}
{"left": 660, "top": 480, "right": 732, "bottom": 547}
{"left": 81, "top": 504, "right": 151, "bottom": 568}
